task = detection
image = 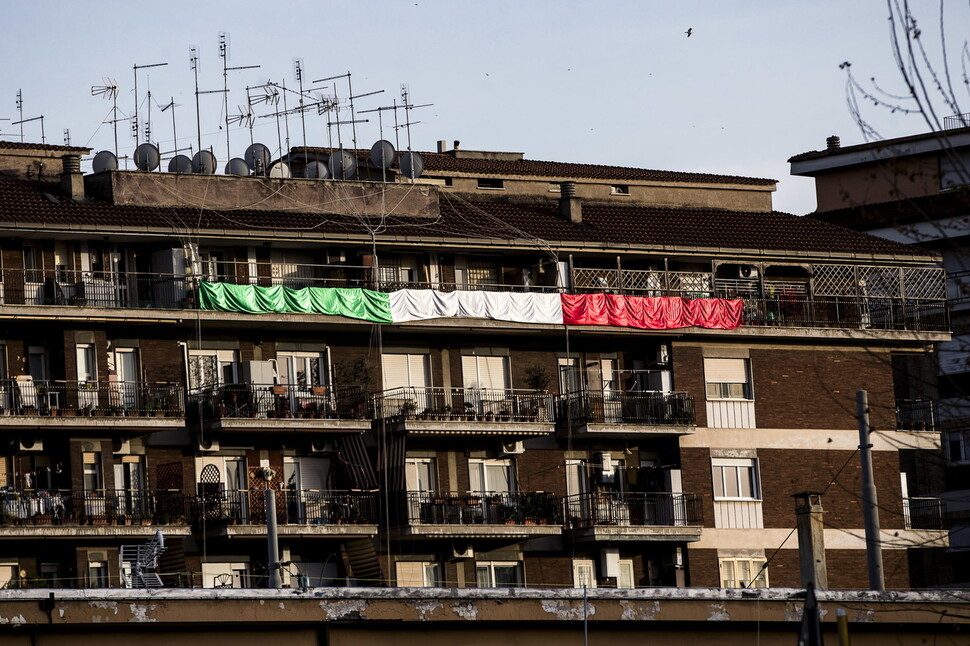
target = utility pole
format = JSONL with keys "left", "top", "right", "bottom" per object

{"left": 856, "top": 389, "right": 885, "bottom": 591}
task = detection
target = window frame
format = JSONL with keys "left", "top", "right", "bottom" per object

{"left": 572, "top": 559, "right": 596, "bottom": 588}
{"left": 475, "top": 561, "right": 523, "bottom": 588}
{"left": 704, "top": 357, "right": 754, "bottom": 401}
{"left": 719, "top": 557, "right": 768, "bottom": 588}
{"left": 711, "top": 457, "right": 761, "bottom": 501}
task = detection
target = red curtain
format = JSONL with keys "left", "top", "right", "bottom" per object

{"left": 560, "top": 294, "right": 743, "bottom": 330}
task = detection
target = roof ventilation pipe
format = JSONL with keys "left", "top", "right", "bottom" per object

{"left": 60, "top": 154, "right": 84, "bottom": 201}
{"left": 559, "top": 181, "right": 582, "bottom": 224}
{"left": 826, "top": 136, "right": 841, "bottom": 150}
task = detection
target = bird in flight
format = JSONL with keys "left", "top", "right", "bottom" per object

{"left": 685, "top": 28, "right": 693, "bottom": 37}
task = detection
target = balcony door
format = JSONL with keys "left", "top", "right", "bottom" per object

{"left": 278, "top": 351, "right": 329, "bottom": 415}
{"left": 196, "top": 456, "right": 247, "bottom": 522}
{"left": 405, "top": 457, "right": 436, "bottom": 521}
{"left": 113, "top": 456, "right": 146, "bottom": 516}
{"left": 114, "top": 348, "right": 140, "bottom": 409}
{"left": 381, "top": 353, "right": 431, "bottom": 414}
{"left": 565, "top": 459, "right": 590, "bottom": 520}
{"left": 76, "top": 344, "right": 99, "bottom": 410}
{"left": 283, "top": 456, "right": 331, "bottom": 523}
{"left": 468, "top": 459, "right": 514, "bottom": 495}
{"left": 461, "top": 353, "right": 509, "bottom": 415}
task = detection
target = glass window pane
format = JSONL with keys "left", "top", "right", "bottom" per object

{"left": 725, "top": 467, "right": 741, "bottom": 498}
{"left": 475, "top": 565, "right": 491, "bottom": 587}
{"left": 493, "top": 565, "right": 519, "bottom": 588}
{"left": 721, "top": 560, "right": 735, "bottom": 587}
{"left": 712, "top": 466, "right": 725, "bottom": 497}
{"left": 739, "top": 467, "right": 754, "bottom": 498}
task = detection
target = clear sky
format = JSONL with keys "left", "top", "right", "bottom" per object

{"left": 0, "top": 1, "right": 965, "bottom": 215}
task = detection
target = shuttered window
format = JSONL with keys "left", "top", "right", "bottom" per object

{"left": 461, "top": 355, "right": 509, "bottom": 390}
{"left": 704, "top": 358, "right": 752, "bottom": 400}
{"left": 381, "top": 354, "right": 430, "bottom": 389}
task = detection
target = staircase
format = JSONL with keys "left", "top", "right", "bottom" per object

{"left": 344, "top": 538, "right": 384, "bottom": 586}
{"left": 120, "top": 530, "right": 166, "bottom": 588}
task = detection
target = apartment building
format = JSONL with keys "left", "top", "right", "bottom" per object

{"left": 791, "top": 123, "right": 970, "bottom": 584}
{"left": 0, "top": 138, "right": 949, "bottom": 591}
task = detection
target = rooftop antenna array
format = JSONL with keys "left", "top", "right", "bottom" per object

{"left": 249, "top": 82, "right": 283, "bottom": 158}
{"left": 132, "top": 61, "right": 168, "bottom": 146}
{"left": 12, "top": 89, "right": 46, "bottom": 145}
{"left": 159, "top": 98, "right": 192, "bottom": 158}
{"left": 91, "top": 79, "right": 121, "bottom": 157}
{"left": 398, "top": 84, "right": 432, "bottom": 153}
{"left": 63, "top": 129, "right": 70, "bottom": 146}
{"left": 219, "top": 32, "right": 260, "bottom": 163}
{"left": 293, "top": 58, "right": 309, "bottom": 163}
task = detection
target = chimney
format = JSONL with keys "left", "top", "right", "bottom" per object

{"left": 437, "top": 140, "right": 448, "bottom": 154}
{"left": 559, "top": 181, "right": 582, "bottom": 224}
{"left": 453, "top": 140, "right": 460, "bottom": 151}
{"left": 60, "top": 154, "right": 84, "bottom": 201}
{"left": 794, "top": 492, "right": 828, "bottom": 590}
{"left": 826, "top": 135, "right": 841, "bottom": 150}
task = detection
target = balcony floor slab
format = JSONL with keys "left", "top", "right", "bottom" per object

{"left": 568, "top": 525, "right": 702, "bottom": 543}
{"left": 389, "top": 420, "right": 555, "bottom": 437}
{"left": 389, "top": 523, "right": 562, "bottom": 540}
{"left": 218, "top": 524, "right": 379, "bottom": 538}
{"left": 0, "top": 525, "right": 192, "bottom": 539}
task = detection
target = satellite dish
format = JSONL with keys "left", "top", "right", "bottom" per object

{"left": 328, "top": 149, "right": 357, "bottom": 180}
{"left": 399, "top": 151, "right": 424, "bottom": 179}
{"left": 304, "top": 161, "right": 329, "bottom": 179}
{"left": 192, "top": 150, "right": 217, "bottom": 175}
{"left": 133, "top": 143, "right": 160, "bottom": 172}
{"left": 92, "top": 150, "right": 118, "bottom": 173}
{"left": 268, "top": 161, "right": 291, "bottom": 178}
{"left": 168, "top": 154, "right": 192, "bottom": 173}
{"left": 370, "top": 140, "right": 395, "bottom": 170}
{"left": 244, "top": 143, "right": 271, "bottom": 175}
{"left": 225, "top": 158, "right": 250, "bottom": 176}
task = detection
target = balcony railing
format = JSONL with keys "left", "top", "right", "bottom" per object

{"left": 376, "top": 280, "right": 564, "bottom": 294}
{"left": 555, "top": 390, "right": 696, "bottom": 427}
{"left": 0, "top": 489, "right": 192, "bottom": 526}
{"left": 397, "top": 491, "right": 561, "bottom": 526}
{"left": 192, "top": 384, "right": 369, "bottom": 420}
{"left": 563, "top": 492, "right": 702, "bottom": 527}
{"left": 0, "top": 379, "right": 184, "bottom": 417}
{"left": 194, "top": 489, "right": 379, "bottom": 525}
{"left": 896, "top": 399, "right": 937, "bottom": 431}
{"left": 739, "top": 297, "right": 949, "bottom": 332}
{"left": 374, "top": 387, "right": 554, "bottom": 423}
{"left": 904, "top": 497, "right": 946, "bottom": 530}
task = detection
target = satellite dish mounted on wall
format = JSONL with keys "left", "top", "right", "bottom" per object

{"left": 329, "top": 150, "right": 357, "bottom": 180}
{"left": 304, "top": 161, "right": 329, "bottom": 179}
{"left": 92, "top": 151, "right": 118, "bottom": 173}
{"left": 370, "top": 140, "right": 395, "bottom": 170}
{"left": 168, "top": 155, "right": 192, "bottom": 173}
{"left": 192, "top": 150, "right": 217, "bottom": 175}
{"left": 399, "top": 151, "right": 424, "bottom": 179}
{"left": 133, "top": 143, "right": 160, "bottom": 172}
{"left": 268, "top": 161, "right": 291, "bottom": 178}
{"left": 244, "top": 143, "right": 271, "bottom": 176}
{"left": 225, "top": 158, "right": 250, "bottom": 177}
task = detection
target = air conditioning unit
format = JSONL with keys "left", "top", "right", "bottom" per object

{"left": 197, "top": 436, "right": 220, "bottom": 452}
{"left": 738, "top": 265, "right": 759, "bottom": 279}
{"left": 451, "top": 543, "right": 475, "bottom": 560}
{"left": 500, "top": 440, "right": 525, "bottom": 455}
{"left": 310, "top": 439, "right": 336, "bottom": 454}
{"left": 18, "top": 437, "right": 43, "bottom": 452}
{"left": 113, "top": 438, "right": 131, "bottom": 455}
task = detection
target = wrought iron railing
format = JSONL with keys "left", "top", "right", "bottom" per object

{"left": 397, "top": 491, "right": 560, "bottom": 526}
{"left": 562, "top": 492, "right": 702, "bottom": 527}
{"left": 572, "top": 267, "right": 713, "bottom": 297}
{"left": 737, "top": 296, "right": 949, "bottom": 331}
{"left": 0, "top": 489, "right": 192, "bottom": 526}
{"left": 194, "top": 489, "right": 378, "bottom": 525}
{"left": 904, "top": 497, "right": 946, "bottom": 530}
{"left": 201, "top": 261, "right": 373, "bottom": 290}
{"left": 0, "top": 379, "right": 184, "bottom": 417}
{"left": 896, "top": 399, "right": 937, "bottom": 431}
{"left": 374, "top": 387, "right": 554, "bottom": 422}
{"left": 191, "top": 384, "right": 369, "bottom": 420}
{"left": 555, "top": 390, "right": 695, "bottom": 427}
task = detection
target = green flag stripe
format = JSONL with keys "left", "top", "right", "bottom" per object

{"left": 198, "top": 282, "right": 393, "bottom": 323}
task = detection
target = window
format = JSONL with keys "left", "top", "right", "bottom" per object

{"left": 82, "top": 452, "right": 103, "bottom": 492}
{"left": 572, "top": 559, "right": 596, "bottom": 588}
{"left": 946, "top": 428, "right": 970, "bottom": 463}
{"left": 477, "top": 178, "right": 504, "bottom": 190}
{"left": 23, "top": 245, "right": 42, "bottom": 283}
{"left": 0, "top": 562, "right": 17, "bottom": 589}
{"left": 405, "top": 458, "right": 436, "bottom": 493}
{"left": 278, "top": 351, "right": 329, "bottom": 390}
{"left": 396, "top": 561, "right": 443, "bottom": 587}
{"left": 461, "top": 354, "right": 510, "bottom": 391}
{"left": 201, "top": 562, "right": 250, "bottom": 589}
{"left": 610, "top": 185, "right": 630, "bottom": 195}
{"left": 469, "top": 459, "right": 514, "bottom": 493}
{"left": 617, "top": 559, "right": 635, "bottom": 589}
{"left": 476, "top": 561, "right": 522, "bottom": 588}
{"left": 188, "top": 349, "right": 239, "bottom": 390}
{"left": 711, "top": 458, "right": 760, "bottom": 500}
{"left": 88, "top": 561, "right": 108, "bottom": 588}
{"left": 719, "top": 557, "right": 768, "bottom": 588}
{"left": 704, "top": 358, "right": 752, "bottom": 400}
{"left": 381, "top": 353, "right": 430, "bottom": 390}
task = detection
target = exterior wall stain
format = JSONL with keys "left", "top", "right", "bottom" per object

{"left": 619, "top": 600, "right": 659, "bottom": 620}
{"left": 322, "top": 599, "right": 368, "bottom": 620}
{"left": 451, "top": 601, "right": 478, "bottom": 621}
{"left": 540, "top": 599, "right": 593, "bottom": 620}
{"left": 707, "top": 602, "right": 729, "bottom": 621}
{"left": 408, "top": 599, "right": 444, "bottom": 620}
{"left": 128, "top": 603, "right": 157, "bottom": 623}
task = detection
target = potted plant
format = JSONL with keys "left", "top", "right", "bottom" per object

{"left": 442, "top": 404, "right": 453, "bottom": 421}
{"left": 399, "top": 400, "right": 417, "bottom": 419}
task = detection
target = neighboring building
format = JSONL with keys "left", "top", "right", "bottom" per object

{"left": 791, "top": 124, "right": 970, "bottom": 585}
{"left": 0, "top": 138, "right": 949, "bottom": 591}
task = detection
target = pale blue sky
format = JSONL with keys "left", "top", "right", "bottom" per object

{"left": 1, "top": 1, "right": 966, "bottom": 215}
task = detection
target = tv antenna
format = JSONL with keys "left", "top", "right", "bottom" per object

{"left": 133, "top": 61, "right": 168, "bottom": 146}
{"left": 63, "top": 129, "right": 71, "bottom": 146}
{"left": 249, "top": 82, "right": 283, "bottom": 156}
{"left": 13, "top": 90, "right": 46, "bottom": 144}
{"left": 160, "top": 98, "right": 192, "bottom": 158}
{"left": 312, "top": 72, "right": 382, "bottom": 149}
{"left": 92, "top": 79, "right": 121, "bottom": 157}
{"left": 399, "top": 84, "right": 432, "bottom": 151}
{"left": 293, "top": 59, "right": 309, "bottom": 162}
{"left": 190, "top": 45, "right": 227, "bottom": 156}
{"left": 219, "top": 31, "right": 260, "bottom": 163}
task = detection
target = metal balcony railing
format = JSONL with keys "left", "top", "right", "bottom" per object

{"left": 191, "top": 384, "right": 369, "bottom": 420}
{"left": 376, "top": 280, "right": 564, "bottom": 294}
{"left": 904, "top": 497, "right": 946, "bottom": 530}
{"left": 194, "top": 489, "right": 378, "bottom": 525}
{"left": 555, "top": 390, "right": 695, "bottom": 427}
{"left": 0, "top": 379, "right": 184, "bottom": 417}
{"left": 0, "top": 489, "right": 192, "bottom": 526}
{"left": 397, "top": 491, "right": 560, "bottom": 526}
{"left": 374, "top": 387, "right": 554, "bottom": 422}
{"left": 896, "top": 399, "right": 937, "bottom": 431}
{"left": 738, "top": 297, "right": 949, "bottom": 332}
{"left": 563, "top": 492, "right": 702, "bottom": 527}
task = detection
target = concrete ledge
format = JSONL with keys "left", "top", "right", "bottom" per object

{"left": 0, "top": 525, "right": 192, "bottom": 538}
{"left": 390, "top": 523, "right": 562, "bottom": 539}
{"left": 221, "top": 524, "right": 378, "bottom": 538}
{"left": 567, "top": 422, "right": 695, "bottom": 437}
{"left": 204, "top": 418, "right": 369, "bottom": 433}
{"left": 569, "top": 524, "right": 703, "bottom": 543}
{"left": 395, "top": 420, "right": 554, "bottom": 437}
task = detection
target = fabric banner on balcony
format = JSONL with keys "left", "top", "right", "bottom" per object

{"left": 198, "top": 282, "right": 393, "bottom": 323}
{"left": 388, "top": 289, "right": 564, "bottom": 324}
{"left": 560, "top": 294, "right": 743, "bottom": 330}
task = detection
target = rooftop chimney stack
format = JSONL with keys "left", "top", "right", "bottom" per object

{"left": 794, "top": 492, "right": 828, "bottom": 590}
{"left": 453, "top": 140, "right": 460, "bottom": 151}
{"left": 559, "top": 181, "right": 582, "bottom": 224}
{"left": 826, "top": 135, "right": 841, "bottom": 150}
{"left": 437, "top": 140, "right": 448, "bottom": 154}
{"left": 60, "top": 154, "right": 84, "bottom": 201}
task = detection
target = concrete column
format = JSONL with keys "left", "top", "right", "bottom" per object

{"left": 793, "top": 491, "right": 828, "bottom": 590}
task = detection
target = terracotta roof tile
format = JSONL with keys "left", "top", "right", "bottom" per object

{"left": 788, "top": 126, "right": 970, "bottom": 163}
{"left": 0, "top": 140, "right": 92, "bottom": 153}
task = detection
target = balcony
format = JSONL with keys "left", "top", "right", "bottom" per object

{"left": 392, "top": 491, "right": 562, "bottom": 539}
{"left": 195, "top": 489, "right": 379, "bottom": 537}
{"left": 191, "top": 384, "right": 370, "bottom": 432}
{"left": 564, "top": 492, "right": 703, "bottom": 543}
{"left": 896, "top": 399, "right": 938, "bottom": 432}
{"left": 0, "top": 489, "right": 193, "bottom": 537}
{"left": 0, "top": 379, "right": 184, "bottom": 427}
{"left": 904, "top": 497, "right": 946, "bottom": 530}
{"left": 555, "top": 391, "right": 695, "bottom": 437}
{"left": 374, "top": 387, "right": 555, "bottom": 437}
